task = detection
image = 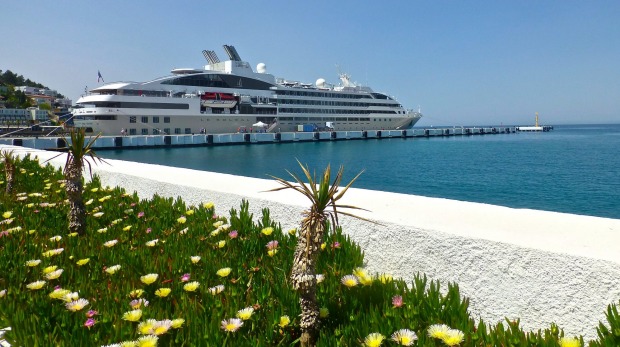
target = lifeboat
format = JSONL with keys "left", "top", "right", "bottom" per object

{"left": 200, "top": 92, "right": 238, "bottom": 108}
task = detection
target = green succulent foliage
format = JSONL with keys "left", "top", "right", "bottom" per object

{"left": 0, "top": 155, "right": 616, "bottom": 346}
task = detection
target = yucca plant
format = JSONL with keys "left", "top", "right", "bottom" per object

{"left": 1, "top": 149, "right": 17, "bottom": 194}
{"left": 269, "top": 161, "right": 367, "bottom": 346}
{"left": 50, "top": 128, "right": 105, "bottom": 235}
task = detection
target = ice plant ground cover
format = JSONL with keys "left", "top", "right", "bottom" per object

{"left": 1, "top": 155, "right": 620, "bottom": 346}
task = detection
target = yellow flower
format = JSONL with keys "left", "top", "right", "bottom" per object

{"left": 203, "top": 202, "right": 214, "bottom": 209}
{"left": 216, "top": 267, "right": 232, "bottom": 277}
{"left": 190, "top": 256, "right": 201, "bottom": 264}
{"left": 217, "top": 240, "right": 226, "bottom": 248}
{"left": 26, "top": 280, "right": 46, "bottom": 290}
{"left": 364, "top": 333, "right": 385, "bottom": 347}
{"left": 49, "top": 288, "right": 71, "bottom": 300}
{"left": 140, "top": 273, "right": 159, "bottom": 285}
{"left": 267, "top": 249, "right": 278, "bottom": 257}
{"left": 42, "top": 248, "right": 64, "bottom": 257}
{"left": 155, "top": 288, "right": 171, "bottom": 297}
{"left": 137, "top": 319, "right": 157, "bottom": 334}
{"left": 68, "top": 232, "right": 78, "bottom": 237}
{"left": 221, "top": 318, "right": 243, "bottom": 332}
{"left": 104, "top": 239, "right": 118, "bottom": 247}
{"left": 171, "top": 318, "right": 185, "bottom": 329}
{"left": 208, "top": 285, "right": 225, "bottom": 295}
{"left": 2, "top": 211, "right": 12, "bottom": 219}
{"left": 359, "top": 275, "right": 373, "bottom": 286}
{"left": 152, "top": 320, "right": 173, "bottom": 335}
{"left": 43, "top": 265, "right": 58, "bottom": 274}
{"left": 261, "top": 227, "right": 273, "bottom": 236}
{"left": 49, "top": 235, "right": 62, "bottom": 242}
{"left": 105, "top": 265, "right": 121, "bottom": 274}
{"left": 213, "top": 221, "right": 224, "bottom": 228}
{"left": 76, "top": 258, "right": 90, "bottom": 266}
{"left": 129, "top": 289, "right": 145, "bottom": 298}
{"left": 177, "top": 216, "right": 187, "bottom": 224}
{"left": 341, "top": 275, "right": 358, "bottom": 288}
{"left": 91, "top": 187, "right": 99, "bottom": 192}
{"left": 25, "top": 259, "right": 41, "bottom": 267}
{"left": 428, "top": 324, "right": 450, "bottom": 340}
{"left": 288, "top": 228, "right": 297, "bottom": 236}
{"left": 136, "top": 335, "right": 158, "bottom": 347}
{"left": 123, "top": 225, "right": 132, "bottom": 231}
{"left": 391, "top": 329, "right": 418, "bottom": 346}
{"left": 320, "top": 243, "right": 326, "bottom": 250}
{"left": 279, "top": 315, "right": 290, "bottom": 328}
{"left": 236, "top": 307, "right": 254, "bottom": 320}
{"left": 63, "top": 292, "right": 79, "bottom": 302}
{"left": 65, "top": 298, "right": 89, "bottom": 312}
{"left": 85, "top": 199, "right": 93, "bottom": 205}
{"left": 443, "top": 329, "right": 465, "bottom": 346}
{"left": 145, "top": 239, "right": 158, "bottom": 247}
{"left": 559, "top": 337, "right": 581, "bottom": 347}
{"left": 45, "top": 269, "right": 64, "bottom": 280}
{"left": 185, "top": 209, "right": 195, "bottom": 215}
{"left": 97, "top": 227, "right": 108, "bottom": 233}
{"left": 122, "top": 309, "right": 143, "bottom": 322}
{"left": 183, "top": 281, "right": 200, "bottom": 292}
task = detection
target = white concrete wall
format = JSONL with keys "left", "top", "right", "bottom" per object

{"left": 3, "top": 145, "right": 620, "bottom": 341}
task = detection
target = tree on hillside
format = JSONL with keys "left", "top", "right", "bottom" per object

{"left": 269, "top": 162, "right": 368, "bottom": 347}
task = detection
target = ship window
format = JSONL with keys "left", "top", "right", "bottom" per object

{"left": 129, "top": 128, "right": 136, "bottom": 135}
{"left": 185, "top": 128, "right": 191, "bottom": 134}
{"left": 174, "top": 128, "right": 181, "bottom": 134}
{"left": 164, "top": 128, "right": 170, "bottom": 134}
{"left": 153, "top": 116, "right": 160, "bottom": 123}
{"left": 164, "top": 117, "right": 170, "bottom": 123}
{"left": 141, "top": 116, "right": 148, "bottom": 123}
{"left": 142, "top": 128, "right": 149, "bottom": 135}
{"left": 153, "top": 129, "right": 160, "bottom": 134}
{"left": 129, "top": 116, "right": 136, "bottom": 123}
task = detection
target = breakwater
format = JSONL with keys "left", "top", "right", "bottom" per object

{"left": 0, "top": 126, "right": 516, "bottom": 150}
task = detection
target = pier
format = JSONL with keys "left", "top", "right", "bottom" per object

{"left": 0, "top": 126, "right": 517, "bottom": 150}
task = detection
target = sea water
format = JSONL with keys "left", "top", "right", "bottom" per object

{"left": 98, "top": 124, "right": 620, "bottom": 220}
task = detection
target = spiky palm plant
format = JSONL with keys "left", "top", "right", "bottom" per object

{"left": 269, "top": 161, "right": 366, "bottom": 346}
{"left": 51, "top": 129, "right": 105, "bottom": 235}
{"left": 1, "top": 149, "right": 17, "bottom": 194}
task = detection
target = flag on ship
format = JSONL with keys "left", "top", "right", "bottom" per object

{"left": 98, "top": 70, "right": 104, "bottom": 83}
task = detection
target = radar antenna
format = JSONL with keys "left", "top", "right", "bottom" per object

{"left": 336, "top": 64, "right": 355, "bottom": 87}
{"left": 223, "top": 45, "right": 242, "bottom": 61}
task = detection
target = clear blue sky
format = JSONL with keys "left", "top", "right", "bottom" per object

{"left": 2, "top": 1, "right": 619, "bottom": 125}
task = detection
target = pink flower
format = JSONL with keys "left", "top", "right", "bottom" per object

{"left": 266, "top": 240, "right": 279, "bottom": 250}
{"left": 392, "top": 295, "right": 403, "bottom": 308}
{"left": 130, "top": 203, "right": 136, "bottom": 207}
{"left": 228, "top": 230, "right": 238, "bottom": 239}
{"left": 331, "top": 242, "right": 341, "bottom": 249}
{"left": 138, "top": 212, "right": 145, "bottom": 218}
{"left": 86, "top": 310, "right": 98, "bottom": 318}
{"left": 181, "top": 273, "right": 191, "bottom": 282}
{"left": 84, "top": 318, "right": 96, "bottom": 328}
{"left": 146, "top": 228, "right": 152, "bottom": 234}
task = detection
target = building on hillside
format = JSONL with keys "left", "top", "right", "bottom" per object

{"left": 28, "top": 94, "right": 53, "bottom": 108}
{"left": 0, "top": 107, "right": 48, "bottom": 125}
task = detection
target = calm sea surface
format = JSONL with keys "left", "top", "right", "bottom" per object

{"left": 98, "top": 124, "right": 620, "bottom": 220}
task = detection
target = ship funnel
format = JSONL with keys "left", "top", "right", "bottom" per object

{"left": 202, "top": 50, "right": 220, "bottom": 65}
{"left": 223, "top": 44, "right": 242, "bottom": 61}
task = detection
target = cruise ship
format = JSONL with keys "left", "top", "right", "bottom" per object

{"left": 73, "top": 45, "right": 422, "bottom": 136}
